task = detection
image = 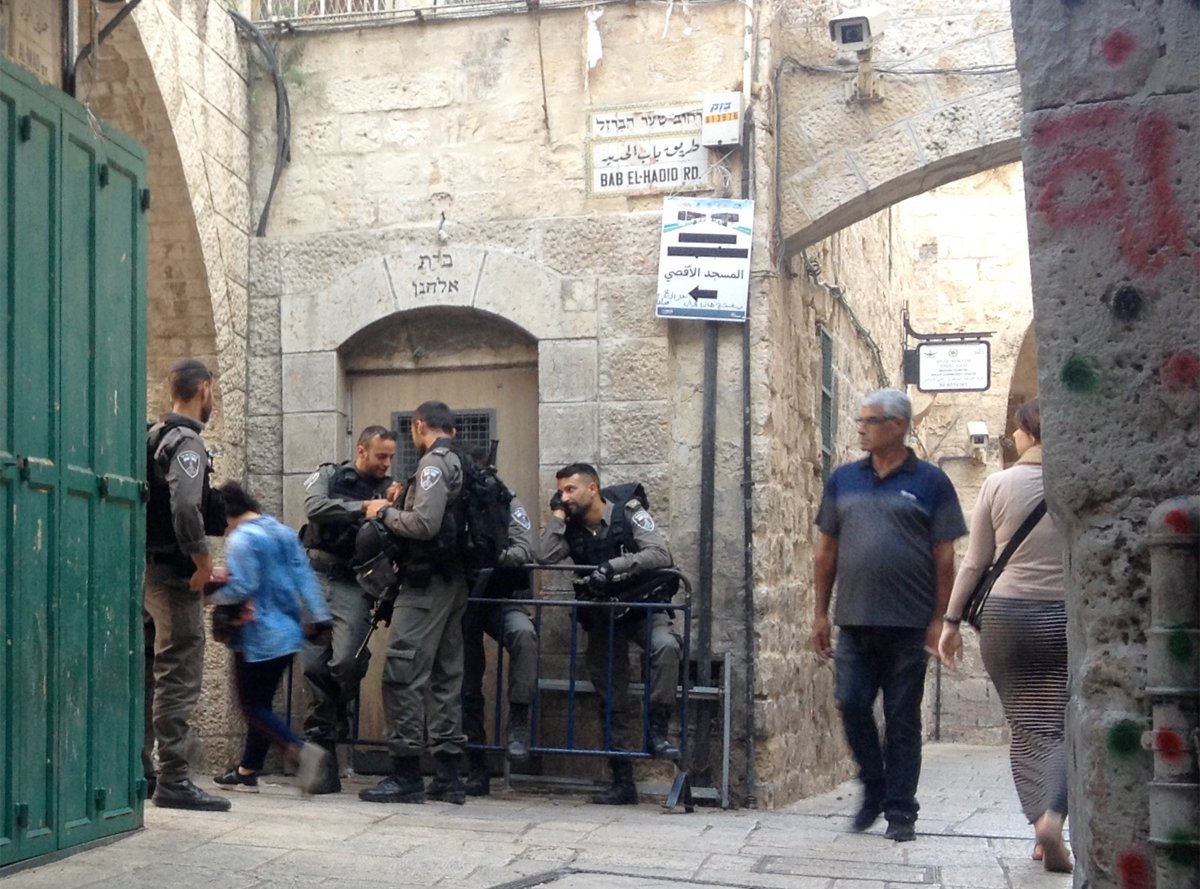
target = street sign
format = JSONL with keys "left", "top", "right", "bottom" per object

{"left": 588, "top": 103, "right": 709, "bottom": 196}
{"left": 656, "top": 196, "right": 754, "bottom": 322}
{"left": 916, "top": 341, "right": 991, "bottom": 392}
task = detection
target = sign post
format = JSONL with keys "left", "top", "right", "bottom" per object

{"left": 656, "top": 196, "right": 754, "bottom": 323}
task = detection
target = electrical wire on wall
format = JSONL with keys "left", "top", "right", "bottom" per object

{"left": 227, "top": 10, "right": 292, "bottom": 238}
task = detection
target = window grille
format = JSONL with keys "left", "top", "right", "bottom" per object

{"left": 390, "top": 408, "right": 495, "bottom": 480}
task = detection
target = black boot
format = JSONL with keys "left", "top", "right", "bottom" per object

{"left": 359, "top": 756, "right": 425, "bottom": 804}
{"left": 591, "top": 759, "right": 637, "bottom": 806}
{"left": 308, "top": 741, "right": 341, "bottom": 795}
{"left": 426, "top": 752, "right": 466, "bottom": 805}
{"left": 464, "top": 751, "right": 490, "bottom": 797}
{"left": 649, "top": 706, "right": 680, "bottom": 761}
{"left": 506, "top": 702, "right": 531, "bottom": 761}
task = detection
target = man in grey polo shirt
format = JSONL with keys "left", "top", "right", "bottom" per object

{"left": 812, "top": 388, "right": 966, "bottom": 842}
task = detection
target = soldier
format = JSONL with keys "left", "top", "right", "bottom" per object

{"left": 538, "top": 463, "right": 682, "bottom": 805}
{"left": 301, "top": 426, "right": 399, "bottom": 793}
{"left": 144, "top": 358, "right": 230, "bottom": 811}
{"left": 460, "top": 445, "right": 539, "bottom": 796}
{"left": 360, "top": 401, "right": 470, "bottom": 805}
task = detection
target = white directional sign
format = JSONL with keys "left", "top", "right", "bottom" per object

{"left": 656, "top": 197, "right": 754, "bottom": 323}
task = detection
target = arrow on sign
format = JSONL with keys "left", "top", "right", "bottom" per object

{"left": 689, "top": 286, "right": 718, "bottom": 301}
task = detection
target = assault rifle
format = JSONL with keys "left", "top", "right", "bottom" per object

{"left": 354, "top": 583, "right": 398, "bottom": 675}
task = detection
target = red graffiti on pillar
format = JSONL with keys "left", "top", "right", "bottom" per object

{"left": 1155, "top": 728, "right": 1187, "bottom": 763}
{"left": 1162, "top": 350, "right": 1200, "bottom": 393}
{"left": 1102, "top": 31, "right": 1136, "bottom": 67}
{"left": 1033, "top": 110, "right": 1190, "bottom": 281}
{"left": 1164, "top": 509, "right": 1193, "bottom": 536}
{"left": 1116, "top": 849, "right": 1152, "bottom": 889}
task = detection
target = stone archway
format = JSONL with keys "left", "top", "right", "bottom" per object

{"left": 77, "top": 2, "right": 251, "bottom": 473}
{"left": 776, "top": 29, "right": 1024, "bottom": 253}
{"left": 277, "top": 244, "right": 592, "bottom": 524}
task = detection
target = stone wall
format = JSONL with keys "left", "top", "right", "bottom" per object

{"left": 1010, "top": 1, "right": 1200, "bottom": 885}
{"left": 0, "top": 0, "right": 59, "bottom": 86}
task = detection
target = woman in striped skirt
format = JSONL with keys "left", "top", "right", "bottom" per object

{"left": 938, "top": 399, "right": 1072, "bottom": 874}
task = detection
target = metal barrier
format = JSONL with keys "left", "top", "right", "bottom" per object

{"left": 473, "top": 565, "right": 694, "bottom": 810}
{"left": 289, "top": 565, "right": 698, "bottom": 810}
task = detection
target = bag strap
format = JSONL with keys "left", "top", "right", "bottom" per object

{"left": 991, "top": 499, "right": 1047, "bottom": 578}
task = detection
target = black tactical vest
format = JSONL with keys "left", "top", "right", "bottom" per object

{"left": 304, "top": 463, "right": 392, "bottom": 562}
{"left": 563, "top": 485, "right": 676, "bottom": 606}
{"left": 146, "top": 420, "right": 222, "bottom": 553}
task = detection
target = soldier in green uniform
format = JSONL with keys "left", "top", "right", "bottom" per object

{"left": 360, "top": 401, "right": 470, "bottom": 805}
{"left": 538, "top": 463, "right": 682, "bottom": 805}
{"left": 300, "top": 426, "right": 399, "bottom": 792}
{"left": 144, "top": 358, "right": 230, "bottom": 811}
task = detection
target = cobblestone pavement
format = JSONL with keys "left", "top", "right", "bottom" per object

{"left": 3, "top": 744, "right": 1072, "bottom": 889}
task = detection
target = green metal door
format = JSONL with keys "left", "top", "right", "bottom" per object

{"left": 0, "top": 56, "right": 147, "bottom": 868}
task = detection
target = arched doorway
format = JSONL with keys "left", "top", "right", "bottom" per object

{"left": 338, "top": 307, "right": 540, "bottom": 751}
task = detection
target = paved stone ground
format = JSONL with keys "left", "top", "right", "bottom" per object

{"left": 4, "top": 744, "right": 1071, "bottom": 889}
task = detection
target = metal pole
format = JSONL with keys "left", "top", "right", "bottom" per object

{"left": 62, "top": 0, "right": 79, "bottom": 96}
{"left": 694, "top": 320, "right": 718, "bottom": 779}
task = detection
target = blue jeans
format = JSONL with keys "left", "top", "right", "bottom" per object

{"left": 834, "top": 626, "right": 928, "bottom": 824}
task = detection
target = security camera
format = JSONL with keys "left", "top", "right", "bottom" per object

{"left": 967, "top": 421, "right": 989, "bottom": 448}
{"left": 829, "top": 6, "right": 892, "bottom": 52}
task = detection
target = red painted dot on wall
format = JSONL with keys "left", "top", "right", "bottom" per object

{"left": 1164, "top": 509, "right": 1193, "bottom": 535}
{"left": 1163, "top": 350, "right": 1200, "bottom": 392}
{"left": 1117, "top": 849, "right": 1152, "bottom": 889}
{"left": 1156, "top": 727, "right": 1187, "bottom": 763}
{"left": 1102, "top": 31, "right": 1136, "bottom": 66}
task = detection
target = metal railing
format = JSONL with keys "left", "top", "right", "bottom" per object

{"left": 288, "top": 565, "right": 701, "bottom": 809}
{"left": 251, "top": 0, "right": 693, "bottom": 30}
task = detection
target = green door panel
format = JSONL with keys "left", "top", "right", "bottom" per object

{"left": 0, "top": 55, "right": 147, "bottom": 869}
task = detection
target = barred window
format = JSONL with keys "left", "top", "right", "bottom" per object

{"left": 390, "top": 408, "right": 495, "bottom": 479}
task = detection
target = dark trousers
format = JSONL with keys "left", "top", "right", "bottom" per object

{"left": 834, "top": 626, "right": 928, "bottom": 824}
{"left": 234, "top": 653, "right": 304, "bottom": 772}
{"left": 462, "top": 600, "right": 538, "bottom": 747}
{"left": 584, "top": 610, "right": 681, "bottom": 751}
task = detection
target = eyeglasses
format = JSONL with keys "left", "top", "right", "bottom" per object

{"left": 855, "top": 415, "right": 896, "bottom": 426}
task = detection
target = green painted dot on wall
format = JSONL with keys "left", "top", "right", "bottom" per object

{"left": 1061, "top": 354, "right": 1099, "bottom": 394}
{"left": 1107, "top": 718, "right": 1143, "bottom": 759}
{"left": 1167, "top": 629, "right": 1194, "bottom": 664}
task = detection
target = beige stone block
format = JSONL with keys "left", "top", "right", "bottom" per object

{"left": 600, "top": 337, "right": 669, "bottom": 402}
{"left": 846, "top": 123, "right": 924, "bottom": 191}
{"left": 539, "top": 340, "right": 597, "bottom": 403}
{"left": 324, "top": 71, "right": 452, "bottom": 114}
{"left": 283, "top": 411, "right": 345, "bottom": 475}
{"left": 474, "top": 249, "right": 597, "bottom": 341}
{"left": 598, "top": 401, "right": 671, "bottom": 464}
{"left": 280, "top": 257, "right": 394, "bottom": 353}
{"left": 539, "top": 403, "right": 598, "bottom": 465}
{"left": 914, "top": 101, "right": 984, "bottom": 164}
{"left": 282, "top": 351, "right": 341, "bottom": 414}
{"left": 598, "top": 276, "right": 668, "bottom": 339}
{"left": 282, "top": 472, "right": 313, "bottom": 529}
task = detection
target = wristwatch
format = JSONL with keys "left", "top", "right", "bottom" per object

{"left": 942, "top": 614, "right": 962, "bottom": 625}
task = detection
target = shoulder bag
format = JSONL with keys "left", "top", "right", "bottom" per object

{"left": 963, "top": 498, "right": 1047, "bottom": 631}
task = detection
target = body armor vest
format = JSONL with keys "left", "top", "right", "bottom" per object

{"left": 305, "top": 463, "right": 392, "bottom": 562}
{"left": 146, "top": 421, "right": 221, "bottom": 554}
{"left": 563, "top": 484, "right": 676, "bottom": 607}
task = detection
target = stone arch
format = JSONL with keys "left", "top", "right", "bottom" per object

{"left": 279, "top": 245, "right": 592, "bottom": 522}
{"left": 779, "top": 63, "right": 1023, "bottom": 253}
{"left": 78, "top": 3, "right": 251, "bottom": 472}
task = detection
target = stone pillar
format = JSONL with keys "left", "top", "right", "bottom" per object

{"left": 1011, "top": 2, "right": 1200, "bottom": 885}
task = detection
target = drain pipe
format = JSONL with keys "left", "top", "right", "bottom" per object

{"left": 61, "top": 0, "right": 79, "bottom": 95}
{"left": 1143, "top": 496, "right": 1200, "bottom": 887}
